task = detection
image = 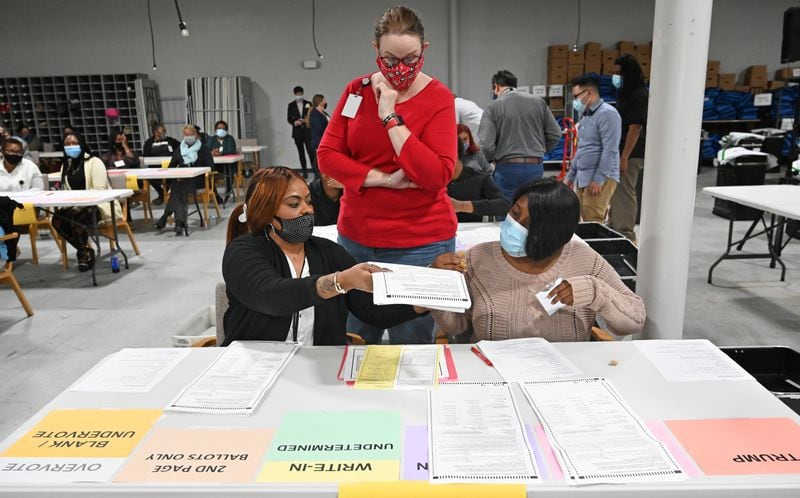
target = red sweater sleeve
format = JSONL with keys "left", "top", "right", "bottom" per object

{"left": 317, "top": 81, "right": 372, "bottom": 192}
{"left": 397, "top": 96, "right": 457, "bottom": 190}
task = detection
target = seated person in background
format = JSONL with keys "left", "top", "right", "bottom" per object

{"left": 448, "top": 138, "right": 509, "bottom": 222}
{"left": 222, "top": 167, "right": 425, "bottom": 345}
{"left": 101, "top": 130, "right": 140, "bottom": 169}
{"left": 53, "top": 133, "right": 122, "bottom": 271}
{"left": 308, "top": 173, "right": 341, "bottom": 226}
{"left": 457, "top": 124, "right": 492, "bottom": 173}
{"left": 153, "top": 125, "right": 213, "bottom": 236}
{"left": 142, "top": 123, "right": 181, "bottom": 205}
{"left": 0, "top": 125, "right": 11, "bottom": 147}
{"left": 431, "top": 178, "right": 644, "bottom": 342}
{"left": 193, "top": 125, "right": 210, "bottom": 146}
{"left": 18, "top": 126, "right": 43, "bottom": 152}
{"left": 208, "top": 120, "right": 237, "bottom": 157}
{"left": 0, "top": 138, "right": 44, "bottom": 191}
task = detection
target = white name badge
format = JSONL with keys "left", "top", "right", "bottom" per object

{"left": 341, "top": 94, "right": 363, "bottom": 118}
{"left": 167, "top": 145, "right": 173, "bottom": 153}
{"left": 114, "top": 160, "right": 126, "bottom": 168}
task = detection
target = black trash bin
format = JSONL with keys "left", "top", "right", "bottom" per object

{"left": 721, "top": 346, "right": 800, "bottom": 415}
{"left": 712, "top": 156, "right": 767, "bottom": 221}
{"left": 586, "top": 238, "right": 638, "bottom": 291}
{"left": 575, "top": 222, "right": 625, "bottom": 241}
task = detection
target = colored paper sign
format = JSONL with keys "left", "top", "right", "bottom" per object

{"left": 402, "top": 426, "right": 428, "bottom": 480}
{"left": 260, "top": 411, "right": 401, "bottom": 483}
{"left": 1, "top": 409, "right": 162, "bottom": 458}
{"left": 266, "top": 411, "right": 401, "bottom": 462}
{"left": 113, "top": 428, "right": 273, "bottom": 483}
{"left": 339, "top": 481, "right": 526, "bottom": 497}
{"left": 0, "top": 457, "right": 124, "bottom": 483}
{"left": 355, "top": 346, "right": 402, "bottom": 389}
{"left": 646, "top": 421, "right": 703, "bottom": 478}
{"left": 666, "top": 418, "right": 800, "bottom": 475}
{"left": 258, "top": 460, "right": 399, "bottom": 483}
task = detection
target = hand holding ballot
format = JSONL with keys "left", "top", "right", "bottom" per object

{"left": 369, "top": 262, "right": 472, "bottom": 313}
{"left": 336, "top": 262, "right": 391, "bottom": 293}
{"left": 430, "top": 252, "right": 468, "bottom": 274}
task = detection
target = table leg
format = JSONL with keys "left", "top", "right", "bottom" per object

{"left": 708, "top": 215, "right": 735, "bottom": 284}
{"left": 90, "top": 209, "right": 99, "bottom": 287}
{"left": 735, "top": 217, "right": 760, "bottom": 251}
{"left": 110, "top": 200, "right": 129, "bottom": 270}
{"left": 761, "top": 214, "right": 786, "bottom": 280}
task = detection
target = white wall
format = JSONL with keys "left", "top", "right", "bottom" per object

{"left": 1, "top": 0, "right": 795, "bottom": 167}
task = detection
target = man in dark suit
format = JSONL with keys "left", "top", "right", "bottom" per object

{"left": 287, "top": 85, "right": 313, "bottom": 178}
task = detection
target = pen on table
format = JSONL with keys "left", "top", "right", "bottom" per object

{"left": 470, "top": 346, "right": 493, "bottom": 366}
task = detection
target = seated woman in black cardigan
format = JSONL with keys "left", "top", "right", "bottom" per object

{"left": 154, "top": 124, "right": 212, "bottom": 236}
{"left": 222, "top": 167, "right": 425, "bottom": 345}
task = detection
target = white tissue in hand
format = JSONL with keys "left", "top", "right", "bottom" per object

{"left": 535, "top": 277, "right": 566, "bottom": 316}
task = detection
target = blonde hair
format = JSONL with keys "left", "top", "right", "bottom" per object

{"left": 181, "top": 124, "right": 197, "bottom": 135}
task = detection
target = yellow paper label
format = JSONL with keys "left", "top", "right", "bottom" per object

{"left": 355, "top": 346, "right": 402, "bottom": 389}
{"left": 258, "top": 460, "right": 399, "bottom": 483}
{"left": 2, "top": 409, "right": 162, "bottom": 458}
{"left": 339, "top": 481, "right": 527, "bottom": 498}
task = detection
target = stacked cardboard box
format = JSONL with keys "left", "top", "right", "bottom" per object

{"left": 602, "top": 50, "right": 619, "bottom": 75}
{"left": 718, "top": 74, "right": 736, "bottom": 91}
{"left": 774, "top": 67, "right": 800, "bottom": 80}
{"left": 583, "top": 42, "right": 601, "bottom": 75}
{"left": 634, "top": 42, "right": 652, "bottom": 64}
{"left": 705, "top": 74, "right": 719, "bottom": 88}
{"left": 548, "top": 97, "right": 565, "bottom": 112}
{"left": 547, "top": 45, "right": 568, "bottom": 85}
{"left": 734, "top": 85, "right": 752, "bottom": 93}
{"left": 744, "top": 65, "right": 768, "bottom": 89}
{"left": 618, "top": 41, "right": 635, "bottom": 56}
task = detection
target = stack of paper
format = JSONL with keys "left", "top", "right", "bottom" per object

{"left": 338, "top": 345, "right": 457, "bottom": 384}
{"left": 521, "top": 377, "right": 686, "bottom": 485}
{"left": 352, "top": 345, "right": 443, "bottom": 390}
{"left": 70, "top": 348, "right": 189, "bottom": 393}
{"left": 476, "top": 337, "right": 584, "bottom": 382}
{"left": 370, "top": 262, "right": 471, "bottom": 313}
{"left": 427, "top": 382, "right": 539, "bottom": 483}
{"left": 167, "top": 341, "right": 299, "bottom": 415}
{"left": 634, "top": 339, "right": 753, "bottom": 382}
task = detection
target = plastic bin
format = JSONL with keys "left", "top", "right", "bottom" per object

{"left": 586, "top": 239, "right": 638, "bottom": 291}
{"left": 720, "top": 346, "right": 800, "bottom": 415}
{"left": 575, "top": 222, "right": 625, "bottom": 241}
{"left": 712, "top": 158, "right": 767, "bottom": 221}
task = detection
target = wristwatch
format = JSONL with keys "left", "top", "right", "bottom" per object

{"left": 382, "top": 113, "right": 404, "bottom": 130}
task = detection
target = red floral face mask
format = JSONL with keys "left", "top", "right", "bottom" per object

{"left": 376, "top": 54, "right": 425, "bottom": 91}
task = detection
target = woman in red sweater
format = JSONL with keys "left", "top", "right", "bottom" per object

{"left": 317, "top": 5, "right": 457, "bottom": 344}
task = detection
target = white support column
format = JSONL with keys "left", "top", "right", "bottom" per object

{"left": 637, "top": 0, "right": 713, "bottom": 339}
{"left": 448, "top": 0, "right": 459, "bottom": 94}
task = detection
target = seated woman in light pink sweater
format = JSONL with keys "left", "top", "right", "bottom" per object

{"left": 431, "top": 178, "right": 644, "bottom": 342}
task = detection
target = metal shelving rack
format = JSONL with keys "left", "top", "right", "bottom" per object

{"left": 0, "top": 73, "right": 162, "bottom": 154}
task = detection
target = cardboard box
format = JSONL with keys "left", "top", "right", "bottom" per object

{"left": 548, "top": 97, "right": 565, "bottom": 109}
{"left": 745, "top": 65, "right": 768, "bottom": 86}
{"left": 585, "top": 52, "right": 601, "bottom": 65}
{"left": 602, "top": 64, "right": 617, "bottom": 75}
{"left": 775, "top": 68, "right": 792, "bottom": 81}
{"left": 707, "top": 60, "right": 721, "bottom": 75}
{"left": 568, "top": 50, "right": 585, "bottom": 64}
{"left": 769, "top": 80, "right": 786, "bottom": 89}
{"left": 584, "top": 42, "right": 602, "bottom": 55}
{"left": 584, "top": 63, "right": 602, "bottom": 75}
{"left": 640, "top": 62, "right": 651, "bottom": 77}
{"left": 547, "top": 68, "right": 567, "bottom": 85}
{"left": 718, "top": 74, "right": 736, "bottom": 90}
{"left": 548, "top": 60, "right": 568, "bottom": 72}
{"left": 618, "top": 41, "right": 635, "bottom": 55}
{"left": 547, "top": 45, "right": 569, "bottom": 60}
{"left": 567, "top": 65, "right": 585, "bottom": 80}
{"left": 734, "top": 85, "right": 752, "bottom": 93}
{"left": 705, "top": 74, "right": 718, "bottom": 88}
{"left": 602, "top": 50, "right": 619, "bottom": 65}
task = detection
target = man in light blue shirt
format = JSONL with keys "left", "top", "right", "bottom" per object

{"left": 565, "top": 74, "right": 621, "bottom": 222}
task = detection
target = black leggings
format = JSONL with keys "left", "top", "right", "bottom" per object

{"left": 52, "top": 206, "right": 100, "bottom": 257}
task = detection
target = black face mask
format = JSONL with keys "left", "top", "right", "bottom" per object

{"left": 272, "top": 214, "right": 314, "bottom": 244}
{"left": 4, "top": 153, "right": 23, "bottom": 166}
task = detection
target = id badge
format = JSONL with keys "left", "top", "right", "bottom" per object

{"left": 341, "top": 94, "right": 363, "bottom": 118}
{"left": 114, "top": 160, "right": 126, "bottom": 168}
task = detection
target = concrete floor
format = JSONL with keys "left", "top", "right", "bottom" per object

{"left": 1, "top": 168, "right": 799, "bottom": 440}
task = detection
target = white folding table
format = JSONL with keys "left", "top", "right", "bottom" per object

{"left": 4, "top": 189, "right": 133, "bottom": 286}
{"left": 703, "top": 185, "right": 800, "bottom": 284}
{"left": 142, "top": 154, "right": 244, "bottom": 205}
{"left": 0, "top": 343, "right": 797, "bottom": 496}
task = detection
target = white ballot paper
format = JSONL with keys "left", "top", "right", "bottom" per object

{"left": 455, "top": 225, "right": 501, "bottom": 249}
{"left": 395, "top": 345, "right": 440, "bottom": 389}
{"left": 522, "top": 377, "right": 685, "bottom": 485}
{"left": 340, "top": 345, "right": 450, "bottom": 382}
{"left": 167, "top": 341, "right": 299, "bottom": 415}
{"left": 634, "top": 339, "right": 752, "bottom": 382}
{"left": 371, "top": 262, "right": 471, "bottom": 313}
{"left": 477, "top": 337, "right": 583, "bottom": 382}
{"left": 70, "top": 348, "right": 189, "bottom": 393}
{"left": 428, "top": 382, "right": 539, "bottom": 483}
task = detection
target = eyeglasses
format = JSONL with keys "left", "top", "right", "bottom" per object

{"left": 571, "top": 89, "right": 589, "bottom": 100}
{"left": 379, "top": 53, "right": 421, "bottom": 68}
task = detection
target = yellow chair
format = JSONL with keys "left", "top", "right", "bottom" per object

{"left": 125, "top": 174, "right": 153, "bottom": 221}
{"left": 590, "top": 326, "right": 616, "bottom": 342}
{"left": 0, "top": 232, "right": 33, "bottom": 317}
{"left": 105, "top": 176, "right": 141, "bottom": 256}
{"left": 186, "top": 172, "right": 221, "bottom": 226}
{"left": 13, "top": 203, "right": 68, "bottom": 268}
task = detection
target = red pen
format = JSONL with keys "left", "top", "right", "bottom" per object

{"left": 470, "top": 346, "right": 493, "bottom": 367}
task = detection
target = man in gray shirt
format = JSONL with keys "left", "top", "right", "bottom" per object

{"left": 478, "top": 70, "right": 561, "bottom": 201}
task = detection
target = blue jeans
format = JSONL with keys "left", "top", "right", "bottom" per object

{"left": 338, "top": 235, "right": 456, "bottom": 344}
{"left": 493, "top": 162, "right": 544, "bottom": 202}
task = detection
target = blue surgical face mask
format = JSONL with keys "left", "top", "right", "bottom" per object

{"left": 64, "top": 145, "right": 82, "bottom": 158}
{"left": 500, "top": 216, "right": 528, "bottom": 258}
{"left": 612, "top": 74, "right": 622, "bottom": 89}
{"left": 184, "top": 135, "right": 197, "bottom": 146}
{"left": 490, "top": 91, "right": 497, "bottom": 101}
{"left": 216, "top": 129, "right": 227, "bottom": 138}
{"left": 572, "top": 97, "right": 586, "bottom": 114}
